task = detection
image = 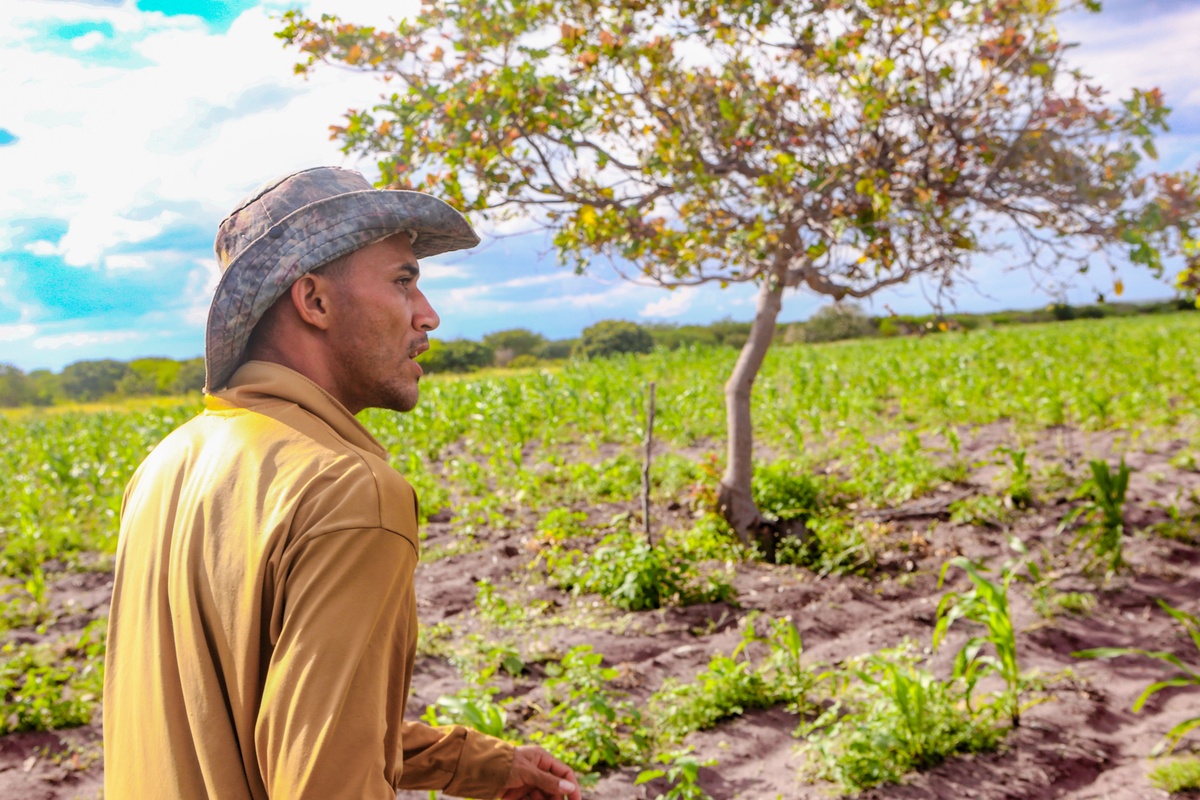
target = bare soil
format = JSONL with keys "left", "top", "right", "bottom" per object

{"left": 3, "top": 422, "right": 1198, "bottom": 799}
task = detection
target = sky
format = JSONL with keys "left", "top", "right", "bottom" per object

{"left": 1, "top": 0, "right": 1197, "bottom": 372}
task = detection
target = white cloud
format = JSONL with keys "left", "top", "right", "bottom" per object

{"left": 0, "top": 0, "right": 394, "bottom": 271}
{"left": 182, "top": 258, "right": 221, "bottom": 326}
{"left": 639, "top": 288, "right": 694, "bottom": 318}
{"left": 70, "top": 30, "right": 108, "bottom": 51}
{"left": 33, "top": 330, "right": 144, "bottom": 350}
{"left": 0, "top": 324, "right": 36, "bottom": 342}
{"left": 104, "top": 253, "right": 153, "bottom": 270}
{"left": 25, "top": 240, "right": 61, "bottom": 257}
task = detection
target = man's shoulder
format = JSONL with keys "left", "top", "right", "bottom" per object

{"left": 134, "top": 401, "right": 419, "bottom": 545}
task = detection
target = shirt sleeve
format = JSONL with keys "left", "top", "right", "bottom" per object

{"left": 254, "top": 527, "right": 513, "bottom": 799}
{"left": 396, "top": 720, "right": 515, "bottom": 797}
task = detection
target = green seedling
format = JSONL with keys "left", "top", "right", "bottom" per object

{"left": 934, "top": 556, "right": 1023, "bottom": 727}
{"left": 1075, "top": 599, "right": 1200, "bottom": 755}
{"left": 636, "top": 748, "right": 715, "bottom": 800}
{"left": 1060, "top": 458, "right": 1131, "bottom": 574}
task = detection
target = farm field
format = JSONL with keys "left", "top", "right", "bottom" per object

{"left": 0, "top": 312, "right": 1198, "bottom": 799}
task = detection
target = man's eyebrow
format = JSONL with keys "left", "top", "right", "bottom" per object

{"left": 392, "top": 263, "right": 420, "bottom": 279}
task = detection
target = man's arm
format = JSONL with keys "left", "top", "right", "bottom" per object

{"left": 255, "top": 527, "right": 438, "bottom": 798}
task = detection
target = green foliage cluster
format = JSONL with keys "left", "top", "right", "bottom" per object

{"left": 789, "top": 303, "right": 877, "bottom": 344}
{"left": 0, "top": 621, "right": 105, "bottom": 735}
{"left": 545, "top": 528, "right": 735, "bottom": 612}
{"left": 531, "top": 645, "right": 650, "bottom": 773}
{"left": 1148, "top": 756, "right": 1200, "bottom": 793}
{"left": 650, "top": 617, "right": 813, "bottom": 743}
{"left": 800, "top": 643, "right": 1006, "bottom": 794}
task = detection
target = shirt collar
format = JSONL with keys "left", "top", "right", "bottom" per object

{"left": 207, "top": 360, "right": 388, "bottom": 458}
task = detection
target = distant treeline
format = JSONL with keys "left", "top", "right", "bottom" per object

{"left": 1, "top": 297, "right": 1193, "bottom": 408}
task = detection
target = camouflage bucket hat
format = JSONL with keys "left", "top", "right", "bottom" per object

{"left": 204, "top": 165, "right": 479, "bottom": 391}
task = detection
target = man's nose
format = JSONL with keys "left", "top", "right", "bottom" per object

{"left": 414, "top": 290, "right": 440, "bottom": 332}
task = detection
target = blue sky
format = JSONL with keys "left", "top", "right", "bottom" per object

{"left": 1, "top": 0, "right": 1197, "bottom": 372}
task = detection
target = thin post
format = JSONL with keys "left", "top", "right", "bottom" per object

{"left": 642, "top": 381, "right": 657, "bottom": 548}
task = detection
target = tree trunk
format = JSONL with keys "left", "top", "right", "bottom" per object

{"left": 717, "top": 272, "right": 787, "bottom": 562}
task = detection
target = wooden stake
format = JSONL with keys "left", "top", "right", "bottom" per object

{"left": 642, "top": 381, "right": 656, "bottom": 547}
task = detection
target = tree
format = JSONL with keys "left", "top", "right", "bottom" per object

{"left": 482, "top": 327, "right": 548, "bottom": 365}
{"left": 281, "top": 0, "right": 1199, "bottom": 557}
{"left": 171, "top": 358, "right": 207, "bottom": 396}
{"left": 59, "top": 359, "right": 129, "bottom": 402}
{"left": 575, "top": 319, "right": 655, "bottom": 358}
{"left": 0, "top": 364, "right": 32, "bottom": 408}
{"left": 417, "top": 338, "right": 496, "bottom": 373}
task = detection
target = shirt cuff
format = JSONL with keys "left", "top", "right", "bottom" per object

{"left": 442, "top": 730, "right": 516, "bottom": 799}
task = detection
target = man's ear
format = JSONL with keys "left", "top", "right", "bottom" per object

{"left": 289, "top": 273, "right": 333, "bottom": 331}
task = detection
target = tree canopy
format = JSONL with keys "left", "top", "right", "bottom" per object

{"left": 280, "top": 0, "right": 1199, "bottom": 553}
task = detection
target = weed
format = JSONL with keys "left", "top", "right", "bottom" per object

{"left": 1146, "top": 492, "right": 1200, "bottom": 544}
{"left": 775, "top": 512, "right": 880, "bottom": 576}
{"left": 474, "top": 579, "right": 550, "bottom": 629}
{"left": 1051, "top": 591, "right": 1096, "bottom": 616}
{"left": 1075, "top": 599, "right": 1200, "bottom": 755}
{"left": 534, "top": 508, "right": 590, "bottom": 543}
{"left": 799, "top": 642, "right": 1003, "bottom": 794}
{"left": 636, "top": 748, "right": 716, "bottom": 800}
{"left": 650, "top": 616, "right": 815, "bottom": 743}
{"left": 422, "top": 691, "right": 511, "bottom": 739}
{"left": 949, "top": 495, "right": 1011, "bottom": 528}
{"left": 1148, "top": 755, "right": 1200, "bottom": 793}
{"left": 547, "top": 531, "right": 735, "bottom": 611}
{"left": 0, "top": 621, "right": 105, "bottom": 734}
{"left": 752, "top": 461, "right": 825, "bottom": 523}
{"left": 531, "top": 645, "right": 650, "bottom": 772}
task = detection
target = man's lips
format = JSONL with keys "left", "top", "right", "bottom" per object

{"left": 409, "top": 338, "right": 430, "bottom": 359}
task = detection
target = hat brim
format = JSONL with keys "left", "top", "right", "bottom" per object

{"left": 204, "top": 189, "right": 479, "bottom": 392}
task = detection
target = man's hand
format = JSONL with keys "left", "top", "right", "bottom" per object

{"left": 499, "top": 745, "right": 582, "bottom": 800}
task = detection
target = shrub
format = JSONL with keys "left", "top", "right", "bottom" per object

{"left": 800, "top": 302, "right": 876, "bottom": 343}
{"left": 506, "top": 354, "right": 541, "bottom": 369}
{"left": 574, "top": 320, "right": 655, "bottom": 359}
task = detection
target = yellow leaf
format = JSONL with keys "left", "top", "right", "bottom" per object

{"left": 1114, "top": 279, "right": 1124, "bottom": 296}
{"left": 346, "top": 44, "right": 363, "bottom": 65}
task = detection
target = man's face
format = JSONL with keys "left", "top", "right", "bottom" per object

{"left": 324, "top": 232, "right": 439, "bottom": 414}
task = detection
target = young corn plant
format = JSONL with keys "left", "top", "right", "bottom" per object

{"left": 1075, "top": 599, "right": 1200, "bottom": 755}
{"left": 934, "top": 556, "right": 1024, "bottom": 727}
{"left": 798, "top": 642, "right": 1003, "bottom": 794}
{"left": 995, "top": 446, "right": 1034, "bottom": 509}
{"left": 1061, "top": 458, "right": 1131, "bottom": 575}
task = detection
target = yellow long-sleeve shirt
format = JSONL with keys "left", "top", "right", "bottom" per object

{"left": 104, "top": 360, "right": 514, "bottom": 799}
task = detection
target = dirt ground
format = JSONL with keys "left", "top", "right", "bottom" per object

{"left": 2, "top": 423, "right": 1198, "bottom": 799}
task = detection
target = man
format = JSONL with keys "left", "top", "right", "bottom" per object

{"left": 103, "top": 166, "right": 581, "bottom": 800}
